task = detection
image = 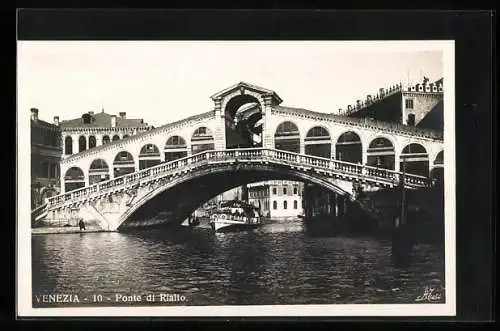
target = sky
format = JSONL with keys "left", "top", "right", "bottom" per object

{"left": 17, "top": 41, "right": 444, "bottom": 127}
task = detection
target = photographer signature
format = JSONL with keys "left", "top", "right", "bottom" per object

{"left": 415, "top": 286, "right": 443, "bottom": 302}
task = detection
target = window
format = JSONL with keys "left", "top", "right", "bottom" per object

{"left": 405, "top": 98, "right": 414, "bottom": 109}
{"left": 283, "top": 187, "right": 287, "bottom": 195}
{"left": 407, "top": 114, "right": 416, "bottom": 126}
{"left": 294, "top": 200, "right": 298, "bottom": 209}
{"left": 273, "top": 201, "right": 277, "bottom": 210}
{"left": 272, "top": 187, "right": 277, "bottom": 195}
{"left": 293, "top": 187, "right": 298, "bottom": 194}
{"left": 283, "top": 201, "right": 288, "bottom": 209}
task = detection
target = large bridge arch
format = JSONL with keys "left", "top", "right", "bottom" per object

{"left": 117, "top": 164, "right": 352, "bottom": 230}
{"left": 224, "top": 94, "right": 263, "bottom": 149}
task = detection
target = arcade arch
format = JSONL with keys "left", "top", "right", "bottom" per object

{"left": 335, "top": 131, "right": 362, "bottom": 164}
{"left": 191, "top": 127, "right": 215, "bottom": 154}
{"left": 224, "top": 95, "right": 263, "bottom": 149}
{"left": 274, "top": 121, "right": 300, "bottom": 153}
{"left": 165, "top": 135, "right": 188, "bottom": 162}
{"left": 64, "top": 167, "right": 85, "bottom": 192}
{"left": 304, "top": 126, "right": 331, "bottom": 158}
{"left": 367, "top": 137, "right": 395, "bottom": 170}
{"left": 89, "top": 159, "right": 110, "bottom": 185}
{"left": 113, "top": 151, "right": 135, "bottom": 178}
{"left": 400, "top": 143, "right": 429, "bottom": 177}
{"left": 139, "top": 144, "right": 161, "bottom": 170}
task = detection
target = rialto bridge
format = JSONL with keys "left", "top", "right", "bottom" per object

{"left": 34, "top": 82, "right": 445, "bottom": 231}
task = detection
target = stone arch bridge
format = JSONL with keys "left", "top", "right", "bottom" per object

{"left": 34, "top": 82, "right": 444, "bottom": 230}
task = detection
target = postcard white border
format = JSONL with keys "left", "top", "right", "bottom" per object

{"left": 17, "top": 40, "right": 456, "bottom": 317}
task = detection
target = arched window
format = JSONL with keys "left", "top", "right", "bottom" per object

{"left": 102, "top": 135, "right": 110, "bottom": 145}
{"left": 64, "top": 136, "right": 73, "bottom": 155}
{"left": 293, "top": 200, "right": 298, "bottom": 209}
{"left": 407, "top": 113, "right": 416, "bottom": 126}
{"left": 123, "top": 134, "right": 130, "bottom": 139}
{"left": 88, "top": 136, "right": 97, "bottom": 149}
{"left": 273, "top": 201, "right": 277, "bottom": 210}
{"left": 336, "top": 131, "right": 362, "bottom": 163}
{"left": 78, "top": 136, "right": 87, "bottom": 153}
{"left": 283, "top": 200, "right": 288, "bottom": 209}
{"left": 367, "top": 137, "right": 395, "bottom": 170}
{"left": 165, "top": 135, "right": 188, "bottom": 162}
{"left": 305, "top": 126, "right": 331, "bottom": 158}
{"left": 274, "top": 121, "right": 300, "bottom": 153}
{"left": 112, "top": 135, "right": 120, "bottom": 142}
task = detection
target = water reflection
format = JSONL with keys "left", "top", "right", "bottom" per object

{"left": 32, "top": 218, "right": 445, "bottom": 306}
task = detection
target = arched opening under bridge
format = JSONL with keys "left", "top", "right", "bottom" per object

{"left": 117, "top": 165, "right": 353, "bottom": 230}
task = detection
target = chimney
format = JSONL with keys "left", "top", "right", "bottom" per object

{"left": 53, "top": 116, "right": 59, "bottom": 126}
{"left": 119, "top": 112, "right": 126, "bottom": 119}
{"left": 30, "top": 108, "right": 39, "bottom": 121}
{"left": 379, "top": 88, "right": 385, "bottom": 97}
{"left": 356, "top": 100, "right": 361, "bottom": 108}
{"left": 111, "top": 115, "right": 116, "bottom": 128}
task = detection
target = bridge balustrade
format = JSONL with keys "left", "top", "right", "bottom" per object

{"left": 48, "top": 148, "right": 431, "bottom": 209}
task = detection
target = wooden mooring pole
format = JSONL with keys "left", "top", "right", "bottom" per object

{"left": 392, "top": 159, "right": 413, "bottom": 267}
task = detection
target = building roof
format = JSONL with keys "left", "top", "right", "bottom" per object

{"left": 31, "top": 118, "right": 60, "bottom": 130}
{"left": 60, "top": 111, "right": 151, "bottom": 129}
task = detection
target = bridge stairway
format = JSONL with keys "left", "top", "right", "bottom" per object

{"left": 31, "top": 204, "right": 48, "bottom": 227}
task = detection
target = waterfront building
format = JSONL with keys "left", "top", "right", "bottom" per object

{"left": 59, "top": 109, "right": 154, "bottom": 158}
{"left": 248, "top": 180, "right": 304, "bottom": 218}
{"left": 338, "top": 77, "right": 444, "bottom": 131}
{"left": 30, "top": 108, "right": 62, "bottom": 209}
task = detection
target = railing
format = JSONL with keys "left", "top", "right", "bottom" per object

{"left": 47, "top": 148, "right": 430, "bottom": 209}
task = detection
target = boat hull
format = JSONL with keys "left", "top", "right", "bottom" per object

{"left": 210, "top": 220, "right": 261, "bottom": 233}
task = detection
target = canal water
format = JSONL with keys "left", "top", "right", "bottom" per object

{"left": 32, "top": 218, "right": 445, "bottom": 307}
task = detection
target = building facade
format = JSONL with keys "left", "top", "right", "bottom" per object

{"left": 59, "top": 110, "right": 154, "bottom": 158}
{"left": 31, "top": 108, "right": 62, "bottom": 209}
{"left": 338, "top": 77, "right": 444, "bottom": 131}
{"left": 59, "top": 110, "right": 154, "bottom": 192}
{"left": 248, "top": 180, "right": 304, "bottom": 218}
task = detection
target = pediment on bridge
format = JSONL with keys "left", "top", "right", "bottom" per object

{"left": 210, "top": 82, "right": 283, "bottom": 106}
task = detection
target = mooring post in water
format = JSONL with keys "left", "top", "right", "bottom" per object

{"left": 392, "top": 159, "right": 412, "bottom": 266}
